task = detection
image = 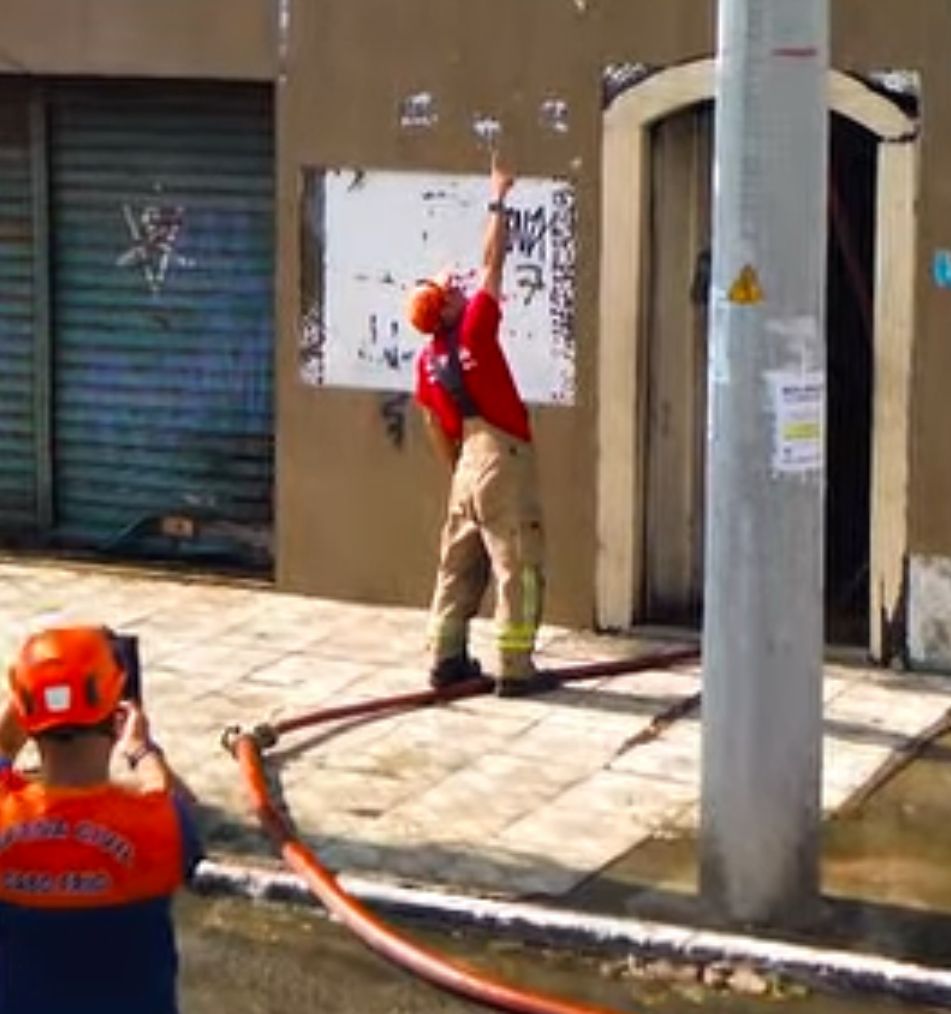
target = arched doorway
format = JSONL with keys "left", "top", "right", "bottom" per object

{"left": 597, "top": 59, "right": 918, "bottom": 659}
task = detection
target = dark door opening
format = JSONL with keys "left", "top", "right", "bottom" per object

{"left": 643, "top": 107, "right": 876, "bottom": 646}
{"left": 825, "top": 114, "right": 876, "bottom": 646}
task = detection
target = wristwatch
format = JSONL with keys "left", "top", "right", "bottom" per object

{"left": 125, "top": 741, "right": 163, "bottom": 770}
{"left": 487, "top": 199, "right": 507, "bottom": 214}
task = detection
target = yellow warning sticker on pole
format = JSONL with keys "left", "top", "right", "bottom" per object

{"left": 728, "top": 264, "right": 764, "bottom": 304}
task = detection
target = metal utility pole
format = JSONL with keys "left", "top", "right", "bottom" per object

{"left": 700, "top": 0, "right": 829, "bottom": 924}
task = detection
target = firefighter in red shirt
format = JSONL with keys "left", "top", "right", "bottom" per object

{"left": 407, "top": 156, "right": 554, "bottom": 697}
{"left": 0, "top": 626, "right": 201, "bottom": 1014}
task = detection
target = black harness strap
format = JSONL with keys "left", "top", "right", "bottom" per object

{"left": 432, "top": 330, "right": 479, "bottom": 419}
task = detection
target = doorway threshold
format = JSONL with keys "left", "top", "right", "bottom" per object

{"left": 628, "top": 625, "right": 877, "bottom": 669}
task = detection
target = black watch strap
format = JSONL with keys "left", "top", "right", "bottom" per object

{"left": 125, "top": 742, "right": 163, "bottom": 770}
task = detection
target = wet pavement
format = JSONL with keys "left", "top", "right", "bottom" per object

{"left": 3, "top": 555, "right": 951, "bottom": 904}
{"left": 177, "top": 893, "right": 938, "bottom": 1014}
{"left": 571, "top": 730, "right": 951, "bottom": 970}
{"left": 176, "top": 726, "right": 951, "bottom": 1012}
{"left": 6, "top": 555, "right": 951, "bottom": 1010}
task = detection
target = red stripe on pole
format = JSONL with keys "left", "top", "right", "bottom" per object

{"left": 772, "top": 47, "right": 819, "bottom": 58}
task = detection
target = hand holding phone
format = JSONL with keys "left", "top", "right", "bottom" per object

{"left": 104, "top": 630, "right": 142, "bottom": 704}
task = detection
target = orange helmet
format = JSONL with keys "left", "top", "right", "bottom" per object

{"left": 9, "top": 627, "right": 125, "bottom": 735}
{"left": 406, "top": 280, "right": 447, "bottom": 334}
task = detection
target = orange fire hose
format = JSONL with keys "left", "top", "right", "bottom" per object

{"left": 224, "top": 647, "right": 699, "bottom": 1013}
{"left": 269, "top": 649, "right": 698, "bottom": 738}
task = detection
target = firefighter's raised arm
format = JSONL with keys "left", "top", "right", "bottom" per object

{"left": 479, "top": 154, "right": 515, "bottom": 301}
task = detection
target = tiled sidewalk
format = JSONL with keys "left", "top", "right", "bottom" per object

{"left": 2, "top": 557, "right": 950, "bottom": 898}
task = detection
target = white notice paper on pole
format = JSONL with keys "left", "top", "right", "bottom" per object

{"left": 768, "top": 371, "right": 825, "bottom": 475}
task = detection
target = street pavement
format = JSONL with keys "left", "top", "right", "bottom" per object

{"left": 2, "top": 555, "right": 950, "bottom": 901}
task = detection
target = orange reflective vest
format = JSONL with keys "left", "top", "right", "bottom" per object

{"left": 0, "top": 768, "right": 186, "bottom": 909}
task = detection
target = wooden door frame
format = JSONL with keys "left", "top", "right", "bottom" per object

{"left": 596, "top": 58, "right": 918, "bottom": 659}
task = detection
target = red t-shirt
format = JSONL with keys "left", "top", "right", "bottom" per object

{"left": 415, "top": 290, "right": 531, "bottom": 443}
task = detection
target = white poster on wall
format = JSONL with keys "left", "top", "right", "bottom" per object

{"left": 300, "top": 168, "right": 577, "bottom": 405}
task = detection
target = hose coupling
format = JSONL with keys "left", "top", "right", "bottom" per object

{"left": 220, "top": 725, "right": 244, "bottom": 757}
{"left": 250, "top": 723, "right": 279, "bottom": 751}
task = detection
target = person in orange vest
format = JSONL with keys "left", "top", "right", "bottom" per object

{"left": 406, "top": 155, "right": 554, "bottom": 697}
{"left": 0, "top": 626, "right": 202, "bottom": 1014}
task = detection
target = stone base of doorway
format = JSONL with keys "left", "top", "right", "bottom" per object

{"left": 193, "top": 857, "right": 951, "bottom": 1007}
{"left": 908, "top": 554, "right": 951, "bottom": 672}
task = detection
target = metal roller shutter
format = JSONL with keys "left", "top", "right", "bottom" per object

{"left": 49, "top": 82, "right": 275, "bottom": 568}
{"left": 0, "top": 86, "right": 39, "bottom": 533}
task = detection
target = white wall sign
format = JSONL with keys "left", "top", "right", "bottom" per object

{"left": 300, "top": 168, "right": 577, "bottom": 405}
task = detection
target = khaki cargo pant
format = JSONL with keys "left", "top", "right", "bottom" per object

{"left": 429, "top": 419, "right": 545, "bottom": 679}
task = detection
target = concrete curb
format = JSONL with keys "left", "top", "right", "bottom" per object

{"left": 193, "top": 858, "right": 951, "bottom": 1007}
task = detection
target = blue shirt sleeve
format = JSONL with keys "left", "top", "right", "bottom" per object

{"left": 172, "top": 792, "right": 204, "bottom": 881}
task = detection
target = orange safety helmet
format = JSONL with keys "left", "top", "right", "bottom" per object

{"left": 406, "top": 279, "right": 447, "bottom": 334}
{"left": 9, "top": 627, "right": 126, "bottom": 735}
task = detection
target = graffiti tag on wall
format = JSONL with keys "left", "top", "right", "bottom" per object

{"left": 116, "top": 201, "right": 195, "bottom": 296}
{"left": 300, "top": 169, "right": 578, "bottom": 405}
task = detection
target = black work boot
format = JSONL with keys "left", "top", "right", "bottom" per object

{"left": 429, "top": 652, "right": 483, "bottom": 690}
{"left": 493, "top": 653, "right": 559, "bottom": 698}
{"left": 494, "top": 670, "right": 560, "bottom": 698}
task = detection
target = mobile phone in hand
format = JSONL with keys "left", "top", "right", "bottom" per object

{"left": 105, "top": 630, "right": 142, "bottom": 704}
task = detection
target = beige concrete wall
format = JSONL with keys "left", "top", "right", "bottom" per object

{"left": 275, "top": 0, "right": 951, "bottom": 626}
{"left": 0, "top": 0, "right": 276, "bottom": 80}
{"left": 277, "top": 0, "right": 622, "bottom": 623}
{"left": 834, "top": 0, "right": 951, "bottom": 559}
{"left": 6, "top": 0, "right": 950, "bottom": 630}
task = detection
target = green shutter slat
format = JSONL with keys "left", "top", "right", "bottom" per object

{"left": 50, "top": 82, "right": 275, "bottom": 567}
{"left": 0, "top": 87, "right": 38, "bottom": 532}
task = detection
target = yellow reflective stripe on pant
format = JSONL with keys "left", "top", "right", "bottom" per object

{"left": 429, "top": 618, "right": 468, "bottom": 662}
{"left": 497, "top": 565, "right": 542, "bottom": 653}
{"left": 498, "top": 627, "right": 535, "bottom": 652}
